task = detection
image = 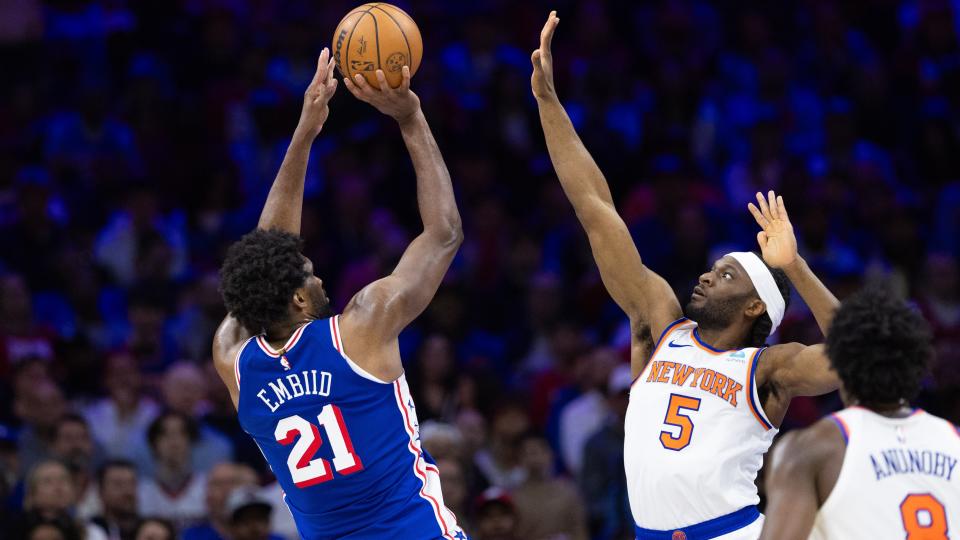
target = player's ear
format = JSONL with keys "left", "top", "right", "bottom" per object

{"left": 293, "top": 290, "right": 308, "bottom": 308}
{"left": 745, "top": 298, "right": 766, "bottom": 319}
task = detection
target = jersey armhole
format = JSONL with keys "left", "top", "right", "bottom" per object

{"left": 746, "top": 347, "right": 776, "bottom": 430}
{"left": 234, "top": 336, "right": 256, "bottom": 389}
{"left": 632, "top": 317, "right": 690, "bottom": 386}
{"left": 813, "top": 414, "right": 853, "bottom": 515}
{"left": 330, "top": 315, "right": 393, "bottom": 385}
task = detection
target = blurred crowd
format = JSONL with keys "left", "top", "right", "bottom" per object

{"left": 2, "top": 0, "right": 960, "bottom": 539}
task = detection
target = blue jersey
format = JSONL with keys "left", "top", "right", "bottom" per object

{"left": 235, "top": 316, "right": 464, "bottom": 540}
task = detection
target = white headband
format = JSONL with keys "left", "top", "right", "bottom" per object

{"left": 726, "top": 252, "right": 785, "bottom": 336}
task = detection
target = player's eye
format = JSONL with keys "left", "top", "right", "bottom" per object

{"left": 722, "top": 272, "right": 732, "bottom": 280}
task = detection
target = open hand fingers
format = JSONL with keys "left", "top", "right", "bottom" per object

{"left": 342, "top": 75, "right": 362, "bottom": 98}
{"left": 748, "top": 202, "right": 770, "bottom": 229}
{"left": 375, "top": 69, "right": 391, "bottom": 92}
{"left": 400, "top": 65, "right": 411, "bottom": 91}
{"left": 540, "top": 11, "right": 559, "bottom": 53}
{"left": 776, "top": 195, "right": 790, "bottom": 222}
{"left": 310, "top": 48, "right": 329, "bottom": 88}
{"left": 767, "top": 190, "right": 780, "bottom": 220}
{"left": 755, "top": 191, "right": 773, "bottom": 222}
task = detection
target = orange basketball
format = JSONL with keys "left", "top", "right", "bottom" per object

{"left": 332, "top": 3, "right": 423, "bottom": 89}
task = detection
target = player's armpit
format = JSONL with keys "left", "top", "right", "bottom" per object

{"left": 212, "top": 315, "right": 254, "bottom": 408}
{"left": 760, "top": 422, "right": 841, "bottom": 540}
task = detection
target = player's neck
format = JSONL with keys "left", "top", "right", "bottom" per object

{"left": 695, "top": 325, "right": 748, "bottom": 352}
{"left": 265, "top": 318, "right": 310, "bottom": 345}
{"left": 855, "top": 399, "right": 914, "bottom": 418}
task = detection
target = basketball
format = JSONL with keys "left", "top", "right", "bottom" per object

{"left": 332, "top": 3, "right": 423, "bottom": 89}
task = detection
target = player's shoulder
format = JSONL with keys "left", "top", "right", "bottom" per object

{"left": 772, "top": 416, "right": 846, "bottom": 473}
{"left": 213, "top": 316, "right": 254, "bottom": 364}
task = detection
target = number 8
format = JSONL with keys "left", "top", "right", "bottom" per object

{"left": 900, "top": 493, "right": 948, "bottom": 540}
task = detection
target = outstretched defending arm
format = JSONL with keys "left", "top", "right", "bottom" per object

{"left": 213, "top": 50, "right": 339, "bottom": 406}
{"left": 338, "top": 68, "right": 463, "bottom": 381}
{"left": 532, "top": 12, "right": 681, "bottom": 375}
{"left": 750, "top": 191, "right": 840, "bottom": 422}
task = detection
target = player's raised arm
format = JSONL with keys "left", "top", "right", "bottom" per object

{"left": 531, "top": 12, "right": 681, "bottom": 373}
{"left": 212, "top": 50, "right": 338, "bottom": 406}
{"left": 338, "top": 68, "right": 463, "bottom": 379}
{"left": 750, "top": 191, "right": 840, "bottom": 421}
{"left": 257, "top": 49, "right": 338, "bottom": 234}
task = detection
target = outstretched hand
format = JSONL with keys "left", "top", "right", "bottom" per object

{"left": 748, "top": 190, "right": 799, "bottom": 269}
{"left": 297, "top": 48, "right": 338, "bottom": 138}
{"left": 343, "top": 66, "right": 421, "bottom": 124}
{"left": 531, "top": 11, "right": 559, "bottom": 100}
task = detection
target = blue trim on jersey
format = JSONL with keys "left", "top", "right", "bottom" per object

{"left": 692, "top": 327, "right": 734, "bottom": 353}
{"left": 829, "top": 415, "right": 849, "bottom": 444}
{"left": 634, "top": 505, "right": 760, "bottom": 540}
{"left": 747, "top": 347, "right": 774, "bottom": 430}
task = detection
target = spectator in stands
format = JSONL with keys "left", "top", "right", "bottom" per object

{"left": 49, "top": 414, "right": 99, "bottom": 519}
{"left": 225, "top": 486, "right": 284, "bottom": 540}
{"left": 15, "top": 379, "right": 66, "bottom": 474}
{"left": 88, "top": 460, "right": 140, "bottom": 540}
{"left": 473, "top": 488, "right": 518, "bottom": 540}
{"left": 83, "top": 352, "right": 159, "bottom": 473}
{"left": 437, "top": 458, "right": 470, "bottom": 533}
{"left": 579, "top": 364, "right": 633, "bottom": 540}
{"left": 132, "top": 518, "right": 176, "bottom": 540}
{"left": 138, "top": 412, "right": 206, "bottom": 529}
{"left": 160, "top": 362, "right": 233, "bottom": 473}
{"left": 557, "top": 348, "right": 619, "bottom": 475}
{"left": 512, "top": 433, "right": 587, "bottom": 540}
{"left": 183, "top": 462, "right": 257, "bottom": 540}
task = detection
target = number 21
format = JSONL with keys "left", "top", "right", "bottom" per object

{"left": 275, "top": 404, "right": 364, "bottom": 487}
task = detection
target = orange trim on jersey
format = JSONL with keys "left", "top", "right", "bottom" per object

{"left": 831, "top": 414, "right": 851, "bottom": 443}
{"left": 691, "top": 327, "right": 736, "bottom": 356}
{"left": 745, "top": 347, "right": 774, "bottom": 430}
{"left": 631, "top": 318, "right": 691, "bottom": 388}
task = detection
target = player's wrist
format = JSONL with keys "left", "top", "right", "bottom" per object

{"left": 394, "top": 107, "right": 424, "bottom": 127}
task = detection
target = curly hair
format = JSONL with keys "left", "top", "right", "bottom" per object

{"left": 747, "top": 262, "right": 791, "bottom": 348}
{"left": 220, "top": 229, "right": 308, "bottom": 333}
{"left": 826, "top": 287, "right": 932, "bottom": 405}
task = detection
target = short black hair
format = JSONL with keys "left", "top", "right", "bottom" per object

{"left": 146, "top": 411, "right": 199, "bottom": 450}
{"left": 748, "top": 260, "right": 791, "bottom": 348}
{"left": 96, "top": 458, "right": 137, "bottom": 485}
{"left": 826, "top": 287, "right": 932, "bottom": 405}
{"left": 134, "top": 518, "right": 176, "bottom": 540}
{"left": 220, "top": 229, "right": 309, "bottom": 333}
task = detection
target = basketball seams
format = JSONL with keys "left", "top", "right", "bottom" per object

{"left": 343, "top": 5, "right": 379, "bottom": 81}
{"left": 369, "top": 7, "right": 382, "bottom": 75}
{"left": 376, "top": 3, "right": 422, "bottom": 70}
{"left": 370, "top": 5, "right": 412, "bottom": 76}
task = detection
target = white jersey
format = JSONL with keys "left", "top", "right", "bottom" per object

{"left": 626, "top": 318, "right": 777, "bottom": 536}
{"left": 810, "top": 407, "right": 960, "bottom": 540}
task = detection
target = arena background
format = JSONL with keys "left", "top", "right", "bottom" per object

{"left": 1, "top": 1, "right": 959, "bottom": 539}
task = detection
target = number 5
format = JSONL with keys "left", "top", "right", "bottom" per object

{"left": 660, "top": 394, "right": 701, "bottom": 451}
{"left": 901, "top": 493, "right": 948, "bottom": 540}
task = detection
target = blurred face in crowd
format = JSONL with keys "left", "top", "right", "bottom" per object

{"left": 231, "top": 506, "right": 272, "bottom": 540}
{"left": 135, "top": 520, "right": 174, "bottom": 540}
{"left": 0, "top": 274, "right": 32, "bottom": 324}
{"left": 52, "top": 419, "right": 94, "bottom": 471}
{"left": 206, "top": 463, "right": 254, "bottom": 522}
{"left": 105, "top": 353, "right": 142, "bottom": 409}
{"left": 152, "top": 415, "right": 192, "bottom": 468}
{"left": 27, "top": 461, "right": 75, "bottom": 514}
{"left": 162, "top": 362, "right": 206, "bottom": 416}
{"left": 519, "top": 437, "right": 553, "bottom": 480}
{"left": 100, "top": 465, "right": 138, "bottom": 518}
{"left": 420, "top": 335, "right": 453, "bottom": 384}
{"left": 437, "top": 458, "right": 466, "bottom": 512}
{"left": 476, "top": 502, "right": 517, "bottom": 540}
{"left": 15, "top": 380, "right": 66, "bottom": 432}
{"left": 491, "top": 406, "right": 529, "bottom": 445}
{"left": 28, "top": 524, "right": 66, "bottom": 540}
